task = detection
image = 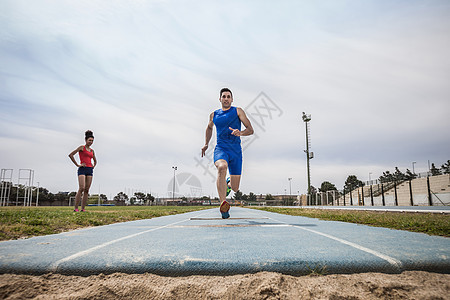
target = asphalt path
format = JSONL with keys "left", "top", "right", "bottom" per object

{"left": 0, "top": 207, "right": 448, "bottom": 276}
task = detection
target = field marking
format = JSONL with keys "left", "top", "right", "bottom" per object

{"left": 190, "top": 217, "right": 269, "bottom": 220}
{"left": 267, "top": 216, "right": 403, "bottom": 270}
{"left": 48, "top": 212, "right": 208, "bottom": 272}
{"left": 171, "top": 224, "right": 290, "bottom": 228}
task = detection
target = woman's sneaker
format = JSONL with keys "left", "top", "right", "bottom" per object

{"left": 74, "top": 209, "right": 79, "bottom": 212}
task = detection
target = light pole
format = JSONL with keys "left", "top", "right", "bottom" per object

{"left": 288, "top": 178, "right": 292, "bottom": 196}
{"left": 172, "top": 166, "right": 177, "bottom": 202}
{"left": 302, "top": 112, "right": 312, "bottom": 201}
{"left": 36, "top": 182, "right": 39, "bottom": 207}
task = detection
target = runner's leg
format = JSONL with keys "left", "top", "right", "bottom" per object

{"left": 215, "top": 159, "right": 228, "bottom": 203}
{"left": 230, "top": 175, "right": 241, "bottom": 192}
{"left": 228, "top": 147, "right": 242, "bottom": 193}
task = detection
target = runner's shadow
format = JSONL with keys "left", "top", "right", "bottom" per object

{"left": 245, "top": 220, "right": 282, "bottom": 225}
{"left": 243, "top": 221, "right": 317, "bottom": 227}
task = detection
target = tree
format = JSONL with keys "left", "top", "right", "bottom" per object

{"left": 55, "top": 192, "right": 69, "bottom": 203}
{"left": 344, "top": 175, "right": 364, "bottom": 193}
{"left": 36, "top": 187, "right": 54, "bottom": 203}
{"left": 146, "top": 193, "right": 155, "bottom": 205}
{"left": 233, "top": 190, "right": 243, "bottom": 200}
{"left": 405, "top": 169, "right": 417, "bottom": 181}
{"left": 114, "top": 192, "right": 128, "bottom": 202}
{"left": 265, "top": 194, "right": 275, "bottom": 200}
{"left": 441, "top": 160, "right": 450, "bottom": 174}
{"left": 134, "top": 192, "right": 146, "bottom": 204}
{"left": 193, "top": 196, "right": 211, "bottom": 201}
{"left": 241, "top": 194, "right": 249, "bottom": 201}
{"left": 319, "top": 181, "right": 337, "bottom": 192}
{"left": 393, "top": 167, "right": 406, "bottom": 182}
{"left": 379, "top": 171, "right": 395, "bottom": 183}
{"left": 248, "top": 192, "right": 256, "bottom": 201}
{"left": 430, "top": 163, "right": 442, "bottom": 176}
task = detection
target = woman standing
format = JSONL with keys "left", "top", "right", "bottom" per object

{"left": 68, "top": 130, "right": 97, "bottom": 212}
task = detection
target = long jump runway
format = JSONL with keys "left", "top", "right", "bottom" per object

{"left": 0, "top": 207, "right": 449, "bottom": 276}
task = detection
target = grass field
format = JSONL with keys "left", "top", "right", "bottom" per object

{"left": 252, "top": 207, "right": 450, "bottom": 237}
{"left": 0, "top": 206, "right": 208, "bottom": 241}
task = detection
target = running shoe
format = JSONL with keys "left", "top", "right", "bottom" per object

{"left": 74, "top": 209, "right": 79, "bottom": 212}
{"left": 226, "top": 177, "right": 232, "bottom": 196}
{"left": 220, "top": 200, "right": 230, "bottom": 219}
{"left": 81, "top": 209, "right": 85, "bottom": 212}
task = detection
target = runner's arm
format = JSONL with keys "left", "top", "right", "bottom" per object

{"left": 201, "top": 112, "right": 214, "bottom": 157}
{"left": 231, "top": 107, "right": 254, "bottom": 137}
{"left": 68, "top": 146, "right": 83, "bottom": 167}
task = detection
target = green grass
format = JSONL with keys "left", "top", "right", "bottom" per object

{"left": 0, "top": 206, "right": 208, "bottom": 241}
{"left": 251, "top": 207, "right": 450, "bottom": 237}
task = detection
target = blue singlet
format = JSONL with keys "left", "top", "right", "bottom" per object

{"left": 213, "top": 106, "right": 243, "bottom": 175}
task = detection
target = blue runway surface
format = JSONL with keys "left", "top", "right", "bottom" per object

{"left": 0, "top": 207, "right": 449, "bottom": 276}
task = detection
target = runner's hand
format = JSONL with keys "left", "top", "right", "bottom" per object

{"left": 229, "top": 127, "right": 241, "bottom": 136}
{"left": 201, "top": 144, "right": 208, "bottom": 157}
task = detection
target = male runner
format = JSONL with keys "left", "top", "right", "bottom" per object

{"left": 201, "top": 88, "right": 254, "bottom": 218}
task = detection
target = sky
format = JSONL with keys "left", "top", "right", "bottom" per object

{"left": 1, "top": 0, "right": 449, "bottom": 199}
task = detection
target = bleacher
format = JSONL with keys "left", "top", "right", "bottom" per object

{"left": 336, "top": 174, "right": 450, "bottom": 206}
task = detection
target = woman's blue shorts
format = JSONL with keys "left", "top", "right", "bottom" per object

{"left": 78, "top": 167, "right": 93, "bottom": 176}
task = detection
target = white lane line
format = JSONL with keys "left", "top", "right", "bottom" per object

{"left": 267, "top": 216, "right": 403, "bottom": 270}
{"left": 49, "top": 212, "right": 209, "bottom": 272}
{"left": 190, "top": 217, "right": 269, "bottom": 220}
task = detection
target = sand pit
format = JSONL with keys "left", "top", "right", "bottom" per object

{"left": 1, "top": 271, "right": 449, "bottom": 299}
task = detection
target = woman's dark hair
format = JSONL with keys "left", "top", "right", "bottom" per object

{"left": 85, "top": 130, "right": 94, "bottom": 140}
{"left": 220, "top": 88, "right": 232, "bottom": 98}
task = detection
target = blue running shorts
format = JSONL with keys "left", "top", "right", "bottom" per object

{"left": 214, "top": 145, "right": 242, "bottom": 175}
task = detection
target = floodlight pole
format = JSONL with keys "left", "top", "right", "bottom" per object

{"left": 172, "top": 166, "right": 177, "bottom": 203}
{"left": 302, "top": 112, "right": 312, "bottom": 204}
{"left": 36, "top": 182, "right": 39, "bottom": 207}
{"left": 288, "top": 178, "right": 292, "bottom": 196}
